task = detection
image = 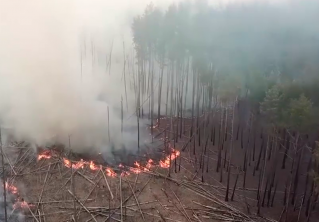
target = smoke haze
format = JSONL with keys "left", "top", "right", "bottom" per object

{"left": 0, "top": 0, "right": 316, "bottom": 152}
{"left": 0, "top": 0, "right": 156, "bottom": 151}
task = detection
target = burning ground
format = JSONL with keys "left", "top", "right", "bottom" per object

{"left": 0, "top": 116, "right": 277, "bottom": 222}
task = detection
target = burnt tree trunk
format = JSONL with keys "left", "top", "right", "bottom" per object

{"left": 231, "top": 173, "right": 239, "bottom": 201}
{"left": 282, "top": 133, "right": 290, "bottom": 169}
{"left": 225, "top": 99, "right": 236, "bottom": 202}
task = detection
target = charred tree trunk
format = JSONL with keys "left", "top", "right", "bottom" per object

{"left": 282, "top": 132, "right": 290, "bottom": 169}
{"left": 291, "top": 146, "right": 303, "bottom": 205}
{"left": 190, "top": 67, "right": 196, "bottom": 143}
{"left": 157, "top": 61, "right": 165, "bottom": 125}
{"left": 225, "top": 99, "right": 236, "bottom": 202}
{"left": 212, "top": 127, "right": 216, "bottom": 146}
{"left": 231, "top": 174, "right": 239, "bottom": 201}
{"left": 262, "top": 176, "right": 269, "bottom": 207}
{"left": 241, "top": 127, "right": 244, "bottom": 149}
{"left": 305, "top": 182, "right": 314, "bottom": 217}
{"left": 253, "top": 134, "right": 256, "bottom": 161}
{"left": 216, "top": 144, "right": 222, "bottom": 173}
{"left": 301, "top": 157, "right": 312, "bottom": 217}
{"left": 179, "top": 69, "right": 184, "bottom": 139}
{"left": 183, "top": 56, "right": 190, "bottom": 135}
{"left": 271, "top": 181, "right": 278, "bottom": 207}
{"left": 0, "top": 129, "right": 8, "bottom": 222}
{"left": 243, "top": 148, "right": 248, "bottom": 189}
{"left": 256, "top": 138, "right": 264, "bottom": 171}
{"left": 170, "top": 62, "right": 175, "bottom": 157}
{"left": 260, "top": 135, "right": 270, "bottom": 208}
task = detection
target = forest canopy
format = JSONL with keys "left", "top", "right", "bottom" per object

{"left": 132, "top": 0, "right": 319, "bottom": 120}
{"left": 132, "top": 0, "right": 319, "bottom": 192}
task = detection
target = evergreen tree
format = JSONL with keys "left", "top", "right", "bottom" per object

{"left": 260, "top": 85, "right": 282, "bottom": 128}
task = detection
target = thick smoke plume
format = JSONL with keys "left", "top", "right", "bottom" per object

{"left": 0, "top": 0, "right": 177, "bottom": 152}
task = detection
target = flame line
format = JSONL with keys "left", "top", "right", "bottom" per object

{"left": 37, "top": 120, "right": 180, "bottom": 177}
{"left": 37, "top": 145, "right": 180, "bottom": 177}
{"left": 8, "top": 118, "right": 180, "bottom": 211}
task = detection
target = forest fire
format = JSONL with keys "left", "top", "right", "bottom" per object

{"left": 3, "top": 182, "right": 33, "bottom": 210}
{"left": 159, "top": 150, "right": 180, "bottom": 168}
{"left": 5, "top": 182, "right": 18, "bottom": 194}
{"left": 13, "top": 200, "right": 31, "bottom": 210}
{"left": 37, "top": 146, "right": 180, "bottom": 177}
{"left": 37, "top": 149, "right": 52, "bottom": 161}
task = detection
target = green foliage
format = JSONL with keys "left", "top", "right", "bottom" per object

{"left": 132, "top": 15, "right": 146, "bottom": 60}
{"left": 132, "top": 0, "right": 319, "bottom": 130}
{"left": 130, "top": 1, "right": 319, "bottom": 195}
{"left": 132, "top": 0, "right": 319, "bottom": 77}
{"left": 246, "top": 71, "right": 272, "bottom": 104}
{"left": 283, "top": 94, "right": 313, "bottom": 133}
{"left": 218, "top": 74, "right": 242, "bottom": 103}
{"left": 260, "top": 84, "right": 316, "bottom": 134}
{"left": 279, "top": 81, "right": 304, "bottom": 107}
{"left": 131, "top": 3, "right": 164, "bottom": 61}
{"left": 260, "top": 85, "right": 282, "bottom": 127}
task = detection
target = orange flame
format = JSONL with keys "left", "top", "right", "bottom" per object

{"left": 121, "top": 171, "right": 130, "bottom": 177}
{"left": 129, "top": 166, "right": 142, "bottom": 174}
{"left": 151, "top": 117, "right": 165, "bottom": 129}
{"left": 159, "top": 149, "right": 180, "bottom": 168}
{"left": 89, "top": 161, "right": 101, "bottom": 171}
{"left": 63, "top": 158, "right": 72, "bottom": 168}
{"left": 106, "top": 168, "right": 116, "bottom": 177}
{"left": 73, "top": 159, "right": 85, "bottom": 169}
{"left": 37, "top": 146, "right": 180, "bottom": 177}
{"left": 5, "top": 182, "right": 18, "bottom": 194}
{"left": 37, "top": 150, "right": 52, "bottom": 161}
{"left": 3, "top": 182, "right": 32, "bottom": 209}
{"left": 13, "top": 200, "right": 33, "bottom": 209}
{"left": 146, "top": 159, "right": 154, "bottom": 169}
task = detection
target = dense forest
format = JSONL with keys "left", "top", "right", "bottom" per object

{"left": 130, "top": 0, "right": 319, "bottom": 221}
{"left": 2, "top": 1, "right": 319, "bottom": 221}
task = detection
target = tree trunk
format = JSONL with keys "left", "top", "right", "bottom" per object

{"left": 256, "top": 138, "right": 264, "bottom": 171}
{"left": 231, "top": 174, "right": 239, "bottom": 201}
{"left": 0, "top": 129, "right": 8, "bottom": 222}
{"left": 157, "top": 61, "right": 165, "bottom": 125}
{"left": 282, "top": 132, "right": 290, "bottom": 169}
{"left": 190, "top": 67, "right": 196, "bottom": 142}
{"left": 241, "top": 127, "right": 244, "bottom": 149}
{"left": 291, "top": 144, "right": 303, "bottom": 205}
{"left": 262, "top": 176, "right": 269, "bottom": 207}
{"left": 271, "top": 180, "right": 278, "bottom": 207}
{"left": 236, "top": 124, "right": 240, "bottom": 140}
{"left": 225, "top": 99, "right": 236, "bottom": 202}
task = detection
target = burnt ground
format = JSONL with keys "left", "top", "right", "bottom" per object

{"left": 1, "top": 145, "right": 271, "bottom": 222}
{"left": 150, "top": 101, "right": 319, "bottom": 222}
{"left": 1, "top": 101, "right": 318, "bottom": 222}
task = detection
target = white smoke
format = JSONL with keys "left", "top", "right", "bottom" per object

{"left": 0, "top": 0, "right": 168, "bottom": 152}
{"left": 0, "top": 0, "right": 294, "bottom": 152}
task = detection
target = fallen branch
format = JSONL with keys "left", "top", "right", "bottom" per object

{"left": 126, "top": 178, "right": 145, "bottom": 221}
{"left": 101, "top": 169, "right": 114, "bottom": 199}
{"left": 67, "top": 189, "right": 98, "bottom": 222}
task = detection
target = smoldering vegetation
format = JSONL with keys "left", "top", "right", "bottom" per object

{"left": 0, "top": 181, "right": 24, "bottom": 222}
